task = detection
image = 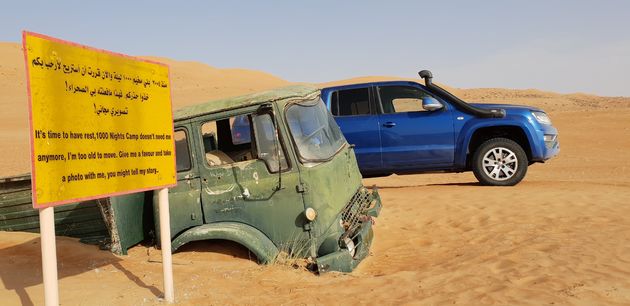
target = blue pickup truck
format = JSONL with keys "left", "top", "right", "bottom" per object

{"left": 320, "top": 70, "right": 559, "bottom": 186}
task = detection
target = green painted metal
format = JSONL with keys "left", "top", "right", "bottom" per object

{"left": 152, "top": 175, "right": 203, "bottom": 243}
{"left": 157, "top": 86, "right": 383, "bottom": 272}
{"left": 170, "top": 222, "right": 279, "bottom": 264}
{"left": 0, "top": 174, "right": 109, "bottom": 244}
{"left": 174, "top": 85, "right": 320, "bottom": 121}
{"left": 316, "top": 217, "right": 376, "bottom": 273}
{"left": 102, "top": 193, "right": 153, "bottom": 255}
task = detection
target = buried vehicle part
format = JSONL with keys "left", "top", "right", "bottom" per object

{"left": 170, "top": 222, "right": 279, "bottom": 264}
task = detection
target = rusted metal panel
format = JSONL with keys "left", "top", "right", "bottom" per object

{"left": 0, "top": 174, "right": 109, "bottom": 244}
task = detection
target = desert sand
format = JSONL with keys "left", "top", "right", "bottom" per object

{"left": 2, "top": 42, "right": 630, "bottom": 305}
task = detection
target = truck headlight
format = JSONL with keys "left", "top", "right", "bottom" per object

{"left": 532, "top": 111, "right": 552, "bottom": 125}
{"left": 305, "top": 207, "right": 317, "bottom": 221}
{"left": 343, "top": 237, "right": 356, "bottom": 257}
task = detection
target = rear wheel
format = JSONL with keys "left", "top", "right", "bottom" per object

{"left": 472, "top": 138, "right": 528, "bottom": 186}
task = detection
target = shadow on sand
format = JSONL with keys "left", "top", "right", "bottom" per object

{"left": 0, "top": 236, "right": 160, "bottom": 306}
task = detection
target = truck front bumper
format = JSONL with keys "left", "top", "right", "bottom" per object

{"left": 542, "top": 133, "right": 560, "bottom": 160}
{"left": 532, "top": 123, "right": 560, "bottom": 162}
{"left": 316, "top": 186, "right": 382, "bottom": 273}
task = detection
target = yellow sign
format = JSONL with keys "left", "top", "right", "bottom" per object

{"left": 23, "top": 32, "right": 176, "bottom": 208}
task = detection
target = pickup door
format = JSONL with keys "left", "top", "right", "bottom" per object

{"left": 331, "top": 84, "right": 456, "bottom": 173}
{"left": 329, "top": 87, "right": 383, "bottom": 172}
{"left": 375, "top": 85, "right": 455, "bottom": 171}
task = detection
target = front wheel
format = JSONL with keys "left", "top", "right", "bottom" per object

{"left": 472, "top": 138, "right": 528, "bottom": 186}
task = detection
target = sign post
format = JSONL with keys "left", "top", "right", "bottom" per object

{"left": 39, "top": 207, "right": 59, "bottom": 306}
{"left": 23, "top": 31, "right": 178, "bottom": 305}
{"left": 158, "top": 188, "right": 174, "bottom": 302}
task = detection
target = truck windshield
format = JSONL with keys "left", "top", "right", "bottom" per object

{"left": 286, "top": 99, "right": 346, "bottom": 162}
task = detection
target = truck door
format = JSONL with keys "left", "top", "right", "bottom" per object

{"left": 195, "top": 109, "right": 307, "bottom": 247}
{"left": 376, "top": 85, "right": 455, "bottom": 171}
{"left": 156, "top": 128, "right": 204, "bottom": 244}
{"left": 329, "top": 86, "right": 382, "bottom": 172}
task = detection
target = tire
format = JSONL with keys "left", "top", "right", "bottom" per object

{"left": 472, "top": 138, "right": 528, "bottom": 186}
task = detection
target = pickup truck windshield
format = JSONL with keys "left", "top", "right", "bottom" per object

{"left": 286, "top": 99, "right": 346, "bottom": 162}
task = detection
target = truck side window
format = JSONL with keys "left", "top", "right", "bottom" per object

{"left": 252, "top": 114, "right": 288, "bottom": 173}
{"left": 201, "top": 113, "right": 289, "bottom": 173}
{"left": 378, "top": 86, "right": 440, "bottom": 113}
{"left": 174, "top": 130, "right": 192, "bottom": 172}
{"left": 201, "top": 115, "right": 253, "bottom": 166}
{"left": 230, "top": 115, "right": 251, "bottom": 145}
{"left": 331, "top": 88, "right": 371, "bottom": 116}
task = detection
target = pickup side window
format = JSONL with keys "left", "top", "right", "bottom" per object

{"left": 200, "top": 113, "right": 288, "bottom": 173}
{"left": 378, "top": 86, "right": 441, "bottom": 113}
{"left": 331, "top": 87, "right": 371, "bottom": 116}
{"left": 174, "top": 129, "right": 192, "bottom": 172}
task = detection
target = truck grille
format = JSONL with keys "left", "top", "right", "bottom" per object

{"left": 340, "top": 187, "right": 374, "bottom": 239}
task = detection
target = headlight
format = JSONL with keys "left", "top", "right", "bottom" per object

{"left": 305, "top": 207, "right": 317, "bottom": 221}
{"left": 531, "top": 111, "right": 552, "bottom": 125}
{"left": 343, "top": 237, "right": 356, "bottom": 257}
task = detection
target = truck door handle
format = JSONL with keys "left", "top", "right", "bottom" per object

{"left": 383, "top": 122, "right": 396, "bottom": 128}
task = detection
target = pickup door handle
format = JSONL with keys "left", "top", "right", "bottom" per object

{"left": 382, "top": 122, "right": 396, "bottom": 128}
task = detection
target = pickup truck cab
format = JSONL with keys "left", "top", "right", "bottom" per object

{"left": 321, "top": 70, "right": 559, "bottom": 186}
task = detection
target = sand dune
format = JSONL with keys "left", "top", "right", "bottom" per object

{"left": 140, "top": 56, "right": 289, "bottom": 108}
{"left": 2, "top": 41, "right": 630, "bottom": 305}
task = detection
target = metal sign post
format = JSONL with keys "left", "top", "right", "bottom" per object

{"left": 158, "top": 188, "right": 174, "bottom": 303}
{"left": 39, "top": 207, "right": 59, "bottom": 306}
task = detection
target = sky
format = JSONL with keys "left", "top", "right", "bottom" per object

{"left": 1, "top": 0, "right": 628, "bottom": 96}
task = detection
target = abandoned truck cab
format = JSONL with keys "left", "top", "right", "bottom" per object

{"left": 153, "top": 85, "right": 381, "bottom": 272}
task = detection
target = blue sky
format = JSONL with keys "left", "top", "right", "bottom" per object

{"left": 1, "top": 0, "right": 628, "bottom": 96}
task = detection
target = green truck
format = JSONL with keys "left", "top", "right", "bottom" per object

{"left": 0, "top": 85, "right": 382, "bottom": 273}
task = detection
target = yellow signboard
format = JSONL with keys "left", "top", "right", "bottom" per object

{"left": 23, "top": 32, "right": 176, "bottom": 208}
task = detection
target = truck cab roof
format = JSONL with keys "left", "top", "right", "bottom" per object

{"left": 174, "top": 85, "right": 321, "bottom": 121}
{"left": 321, "top": 81, "right": 423, "bottom": 93}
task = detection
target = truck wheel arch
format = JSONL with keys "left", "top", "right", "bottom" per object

{"left": 170, "top": 222, "right": 279, "bottom": 264}
{"left": 465, "top": 125, "right": 533, "bottom": 168}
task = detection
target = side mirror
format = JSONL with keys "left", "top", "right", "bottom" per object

{"left": 422, "top": 97, "right": 443, "bottom": 111}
